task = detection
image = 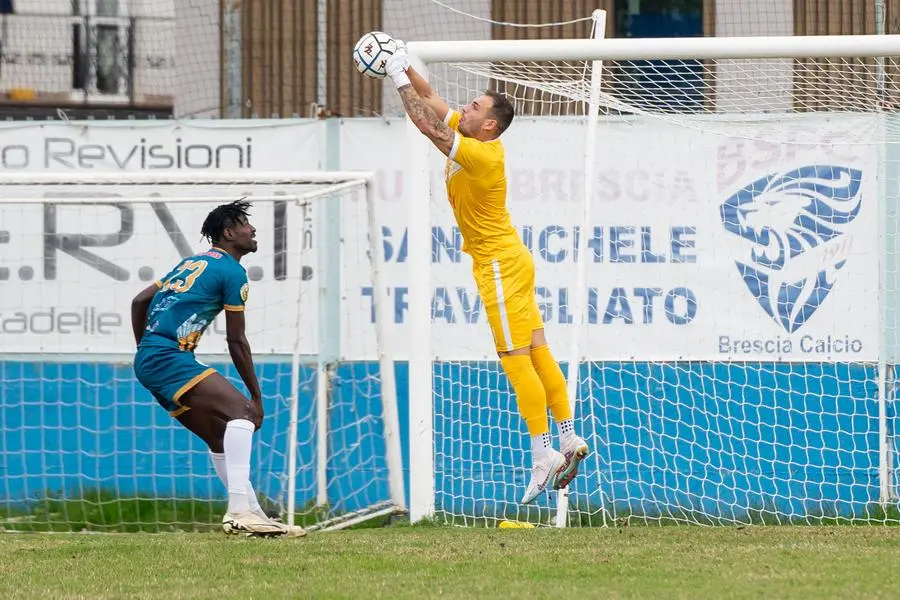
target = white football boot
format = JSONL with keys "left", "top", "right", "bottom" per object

{"left": 252, "top": 508, "right": 308, "bottom": 538}
{"left": 554, "top": 435, "right": 590, "bottom": 491}
{"left": 283, "top": 524, "right": 308, "bottom": 538}
{"left": 222, "top": 510, "right": 290, "bottom": 537}
{"left": 521, "top": 448, "right": 567, "bottom": 504}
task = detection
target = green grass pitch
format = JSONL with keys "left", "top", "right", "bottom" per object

{"left": 2, "top": 525, "right": 899, "bottom": 599}
{"left": 2, "top": 495, "right": 899, "bottom": 598}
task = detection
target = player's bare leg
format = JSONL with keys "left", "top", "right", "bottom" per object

{"left": 529, "top": 328, "right": 589, "bottom": 490}
{"left": 178, "top": 374, "right": 304, "bottom": 537}
{"left": 498, "top": 344, "right": 567, "bottom": 503}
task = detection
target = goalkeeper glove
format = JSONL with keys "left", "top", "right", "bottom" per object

{"left": 386, "top": 41, "right": 410, "bottom": 89}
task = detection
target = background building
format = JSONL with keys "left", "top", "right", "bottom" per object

{"left": 0, "top": 0, "right": 896, "bottom": 120}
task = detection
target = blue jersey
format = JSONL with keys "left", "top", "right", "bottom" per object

{"left": 140, "top": 247, "right": 249, "bottom": 352}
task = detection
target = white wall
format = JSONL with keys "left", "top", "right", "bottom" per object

{"left": 173, "top": 0, "right": 219, "bottom": 117}
{"left": 1, "top": 0, "right": 72, "bottom": 95}
{"left": 715, "top": 0, "right": 793, "bottom": 36}
{"left": 0, "top": 0, "right": 176, "bottom": 104}
{"left": 133, "top": 0, "right": 174, "bottom": 104}
{"left": 714, "top": 0, "right": 794, "bottom": 113}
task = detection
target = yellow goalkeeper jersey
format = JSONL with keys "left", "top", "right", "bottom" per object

{"left": 444, "top": 110, "right": 523, "bottom": 264}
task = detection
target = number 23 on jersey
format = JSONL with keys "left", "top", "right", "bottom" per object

{"left": 161, "top": 260, "right": 208, "bottom": 293}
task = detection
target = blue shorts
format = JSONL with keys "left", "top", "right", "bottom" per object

{"left": 134, "top": 343, "right": 216, "bottom": 417}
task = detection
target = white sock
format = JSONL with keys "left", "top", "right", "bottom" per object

{"left": 210, "top": 450, "right": 263, "bottom": 515}
{"left": 558, "top": 419, "right": 576, "bottom": 447}
{"left": 223, "top": 419, "right": 255, "bottom": 514}
{"left": 531, "top": 432, "right": 553, "bottom": 463}
{"left": 210, "top": 451, "right": 228, "bottom": 487}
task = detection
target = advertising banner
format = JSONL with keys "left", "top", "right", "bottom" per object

{"left": 0, "top": 117, "right": 880, "bottom": 361}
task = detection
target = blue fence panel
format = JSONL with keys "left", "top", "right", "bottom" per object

{"left": 0, "top": 359, "right": 888, "bottom": 520}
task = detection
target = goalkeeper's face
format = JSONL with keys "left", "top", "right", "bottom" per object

{"left": 459, "top": 94, "right": 497, "bottom": 139}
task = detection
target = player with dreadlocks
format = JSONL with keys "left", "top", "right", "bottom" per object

{"left": 131, "top": 200, "right": 304, "bottom": 538}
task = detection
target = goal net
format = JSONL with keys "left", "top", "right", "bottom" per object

{"left": 406, "top": 24, "right": 900, "bottom": 526}
{"left": 0, "top": 172, "right": 405, "bottom": 533}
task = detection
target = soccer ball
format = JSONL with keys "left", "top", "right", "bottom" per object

{"left": 353, "top": 31, "right": 397, "bottom": 79}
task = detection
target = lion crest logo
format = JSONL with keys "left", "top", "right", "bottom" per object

{"left": 720, "top": 165, "right": 862, "bottom": 333}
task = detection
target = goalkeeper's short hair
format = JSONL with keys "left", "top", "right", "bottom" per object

{"left": 485, "top": 89, "right": 514, "bottom": 135}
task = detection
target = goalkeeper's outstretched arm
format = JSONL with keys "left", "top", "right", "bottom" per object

{"left": 398, "top": 85, "right": 455, "bottom": 156}
{"left": 385, "top": 47, "right": 455, "bottom": 157}
{"left": 406, "top": 65, "right": 449, "bottom": 121}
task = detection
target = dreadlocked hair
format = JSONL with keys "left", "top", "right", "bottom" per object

{"left": 200, "top": 199, "right": 252, "bottom": 244}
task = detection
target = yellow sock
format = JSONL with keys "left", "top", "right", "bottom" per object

{"left": 500, "top": 355, "right": 549, "bottom": 437}
{"left": 530, "top": 344, "right": 573, "bottom": 423}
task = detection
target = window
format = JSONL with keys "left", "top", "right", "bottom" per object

{"left": 72, "top": 0, "right": 131, "bottom": 100}
{"left": 615, "top": 0, "right": 703, "bottom": 38}
{"left": 614, "top": 0, "right": 705, "bottom": 112}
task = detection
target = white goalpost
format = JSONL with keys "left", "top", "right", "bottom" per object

{"left": 0, "top": 172, "right": 405, "bottom": 532}
{"left": 407, "top": 19, "right": 900, "bottom": 527}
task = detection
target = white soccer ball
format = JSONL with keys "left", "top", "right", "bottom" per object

{"left": 353, "top": 31, "right": 397, "bottom": 79}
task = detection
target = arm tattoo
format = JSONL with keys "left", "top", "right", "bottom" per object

{"left": 398, "top": 85, "right": 454, "bottom": 154}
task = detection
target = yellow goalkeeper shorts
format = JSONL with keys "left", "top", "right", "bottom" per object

{"left": 472, "top": 247, "right": 544, "bottom": 353}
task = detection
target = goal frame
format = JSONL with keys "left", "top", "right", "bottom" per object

{"left": 405, "top": 30, "right": 900, "bottom": 526}
{"left": 0, "top": 170, "right": 406, "bottom": 532}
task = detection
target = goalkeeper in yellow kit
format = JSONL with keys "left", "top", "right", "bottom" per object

{"left": 381, "top": 42, "right": 590, "bottom": 503}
